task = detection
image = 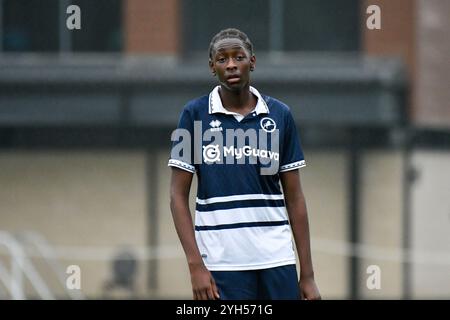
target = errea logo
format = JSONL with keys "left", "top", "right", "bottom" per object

{"left": 209, "top": 119, "right": 223, "bottom": 132}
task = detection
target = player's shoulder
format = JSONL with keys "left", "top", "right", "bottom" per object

{"left": 261, "top": 94, "right": 292, "bottom": 115}
{"left": 182, "top": 94, "right": 209, "bottom": 114}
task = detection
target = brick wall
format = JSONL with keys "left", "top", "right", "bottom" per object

{"left": 124, "top": 0, "right": 180, "bottom": 54}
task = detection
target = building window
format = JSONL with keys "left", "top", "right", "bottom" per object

{"left": 71, "top": 0, "right": 122, "bottom": 52}
{"left": 182, "top": 0, "right": 360, "bottom": 54}
{"left": 182, "top": 0, "right": 270, "bottom": 54}
{"left": 2, "top": 0, "right": 59, "bottom": 52}
{"left": 283, "top": 0, "right": 360, "bottom": 51}
{"left": 1, "top": 0, "right": 122, "bottom": 52}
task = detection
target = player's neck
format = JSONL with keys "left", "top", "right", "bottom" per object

{"left": 218, "top": 85, "right": 256, "bottom": 114}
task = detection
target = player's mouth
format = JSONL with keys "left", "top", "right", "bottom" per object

{"left": 226, "top": 74, "right": 241, "bottom": 84}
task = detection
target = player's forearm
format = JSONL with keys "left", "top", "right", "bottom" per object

{"left": 286, "top": 195, "right": 315, "bottom": 279}
{"left": 170, "top": 196, "right": 204, "bottom": 267}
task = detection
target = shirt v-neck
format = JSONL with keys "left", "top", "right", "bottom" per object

{"left": 208, "top": 85, "right": 270, "bottom": 122}
{"left": 224, "top": 107, "right": 256, "bottom": 122}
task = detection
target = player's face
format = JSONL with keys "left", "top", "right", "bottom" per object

{"left": 209, "top": 38, "right": 256, "bottom": 92}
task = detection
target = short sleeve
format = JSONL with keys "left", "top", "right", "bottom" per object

{"left": 279, "top": 110, "right": 306, "bottom": 172}
{"left": 168, "top": 108, "right": 196, "bottom": 173}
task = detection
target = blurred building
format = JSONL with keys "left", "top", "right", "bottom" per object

{"left": 0, "top": 0, "right": 449, "bottom": 299}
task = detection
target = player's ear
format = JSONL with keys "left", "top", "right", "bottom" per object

{"left": 209, "top": 59, "right": 216, "bottom": 76}
{"left": 250, "top": 55, "right": 256, "bottom": 72}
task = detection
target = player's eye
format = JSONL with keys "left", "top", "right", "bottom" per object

{"left": 236, "top": 56, "right": 245, "bottom": 61}
{"left": 217, "top": 57, "right": 226, "bottom": 63}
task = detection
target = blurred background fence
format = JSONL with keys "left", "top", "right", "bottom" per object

{"left": 0, "top": 0, "right": 449, "bottom": 299}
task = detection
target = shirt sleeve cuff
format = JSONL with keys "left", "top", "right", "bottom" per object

{"left": 168, "top": 159, "right": 196, "bottom": 173}
{"left": 279, "top": 160, "right": 306, "bottom": 172}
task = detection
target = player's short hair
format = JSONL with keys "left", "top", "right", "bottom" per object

{"left": 208, "top": 28, "right": 254, "bottom": 59}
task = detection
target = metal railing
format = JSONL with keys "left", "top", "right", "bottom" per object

{"left": 17, "top": 231, "right": 85, "bottom": 300}
{"left": 0, "top": 231, "right": 84, "bottom": 300}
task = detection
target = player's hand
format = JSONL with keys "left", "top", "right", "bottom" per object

{"left": 299, "top": 276, "right": 321, "bottom": 300}
{"left": 189, "top": 263, "right": 220, "bottom": 300}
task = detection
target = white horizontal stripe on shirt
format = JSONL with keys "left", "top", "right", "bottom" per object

{"left": 196, "top": 193, "right": 284, "bottom": 205}
{"left": 195, "top": 223, "right": 295, "bottom": 270}
{"left": 195, "top": 206, "right": 288, "bottom": 227}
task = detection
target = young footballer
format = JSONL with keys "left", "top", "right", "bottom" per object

{"left": 169, "top": 28, "right": 320, "bottom": 300}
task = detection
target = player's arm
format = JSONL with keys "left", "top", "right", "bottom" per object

{"left": 170, "top": 167, "right": 220, "bottom": 300}
{"left": 280, "top": 169, "right": 321, "bottom": 300}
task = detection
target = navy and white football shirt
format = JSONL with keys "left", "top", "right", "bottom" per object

{"left": 168, "top": 86, "right": 306, "bottom": 271}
